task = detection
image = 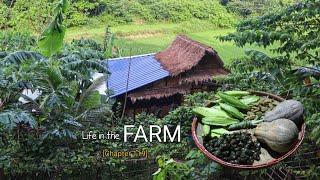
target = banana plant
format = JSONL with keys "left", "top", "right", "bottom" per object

{"left": 0, "top": 0, "right": 111, "bottom": 140}
{"left": 38, "top": 0, "right": 68, "bottom": 57}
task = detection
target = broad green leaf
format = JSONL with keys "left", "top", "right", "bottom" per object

{"left": 0, "top": 111, "right": 36, "bottom": 130}
{"left": 77, "top": 75, "right": 107, "bottom": 113}
{"left": 38, "top": 22, "right": 66, "bottom": 57}
{"left": 64, "top": 119, "right": 83, "bottom": 127}
{"left": 45, "top": 66, "right": 63, "bottom": 89}
{"left": 38, "top": 0, "right": 68, "bottom": 57}
{"left": 61, "top": 0, "right": 69, "bottom": 13}
{"left": 64, "top": 60, "right": 108, "bottom": 73}
{"left": 81, "top": 91, "right": 101, "bottom": 110}
{"left": 2, "top": 51, "right": 43, "bottom": 65}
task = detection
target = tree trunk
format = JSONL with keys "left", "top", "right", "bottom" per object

{"left": 0, "top": 167, "right": 4, "bottom": 180}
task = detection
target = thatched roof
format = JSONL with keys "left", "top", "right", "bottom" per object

{"left": 128, "top": 85, "right": 191, "bottom": 103}
{"left": 155, "top": 35, "right": 226, "bottom": 76}
{"left": 180, "top": 69, "right": 229, "bottom": 85}
{"left": 126, "top": 35, "right": 230, "bottom": 102}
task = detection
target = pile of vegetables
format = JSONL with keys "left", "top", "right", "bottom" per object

{"left": 193, "top": 90, "right": 304, "bottom": 165}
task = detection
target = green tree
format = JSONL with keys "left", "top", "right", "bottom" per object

{"left": 220, "top": 0, "right": 320, "bottom": 145}
{"left": 0, "top": 1, "right": 113, "bottom": 177}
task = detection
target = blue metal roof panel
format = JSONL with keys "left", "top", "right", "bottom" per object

{"left": 105, "top": 54, "right": 170, "bottom": 97}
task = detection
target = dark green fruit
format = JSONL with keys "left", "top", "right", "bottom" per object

{"left": 204, "top": 132, "right": 261, "bottom": 165}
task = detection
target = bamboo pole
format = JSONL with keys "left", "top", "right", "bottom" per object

{"left": 121, "top": 50, "right": 132, "bottom": 120}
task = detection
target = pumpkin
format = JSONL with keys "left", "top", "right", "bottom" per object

{"left": 254, "top": 118, "right": 299, "bottom": 153}
{"left": 264, "top": 100, "right": 304, "bottom": 126}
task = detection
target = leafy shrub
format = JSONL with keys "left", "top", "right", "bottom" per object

{"left": 0, "top": 3, "right": 12, "bottom": 29}
{"left": 162, "top": 106, "right": 194, "bottom": 137}
{"left": 0, "top": 31, "right": 36, "bottom": 52}
{"left": 2, "top": 0, "right": 297, "bottom": 29}
{"left": 153, "top": 156, "right": 193, "bottom": 179}
{"left": 184, "top": 91, "right": 216, "bottom": 107}
{"left": 96, "top": 13, "right": 126, "bottom": 26}
{"left": 220, "top": 0, "right": 320, "bottom": 150}
{"left": 10, "top": 0, "right": 53, "bottom": 32}
{"left": 225, "top": 0, "right": 298, "bottom": 17}
{"left": 94, "top": 0, "right": 237, "bottom": 27}
{"left": 65, "top": 0, "right": 105, "bottom": 27}
{"left": 103, "top": 0, "right": 155, "bottom": 23}
{"left": 0, "top": 0, "right": 106, "bottom": 29}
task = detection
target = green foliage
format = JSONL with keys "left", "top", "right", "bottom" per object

{"left": 0, "top": 42, "right": 116, "bottom": 179}
{"left": 77, "top": 76, "right": 105, "bottom": 111}
{"left": 184, "top": 150, "right": 219, "bottom": 179}
{"left": 103, "top": 0, "right": 237, "bottom": 27}
{"left": 0, "top": 31, "right": 36, "bottom": 52}
{"left": 222, "top": 0, "right": 298, "bottom": 17}
{"left": 153, "top": 156, "right": 193, "bottom": 180}
{"left": 162, "top": 106, "right": 194, "bottom": 137}
{"left": 1, "top": 0, "right": 298, "bottom": 31}
{"left": 0, "top": 2, "right": 116, "bottom": 177}
{"left": 0, "top": 3, "right": 12, "bottom": 29}
{"left": 152, "top": 150, "right": 220, "bottom": 179}
{"left": 7, "top": 0, "right": 53, "bottom": 32}
{"left": 65, "top": 0, "right": 102, "bottom": 27}
{"left": 0, "top": 110, "right": 37, "bottom": 130}
{"left": 219, "top": 1, "right": 320, "bottom": 175}
{"left": 104, "top": 27, "right": 121, "bottom": 58}
{"left": 1, "top": 0, "right": 238, "bottom": 29}
{"left": 221, "top": 0, "right": 320, "bottom": 65}
{"left": 2, "top": 51, "right": 44, "bottom": 65}
{"left": 38, "top": 0, "right": 68, "bottom": 57}
{"left": 0, "top": 0, "right": 105, "bottom": 30}
{"left": 184, "top": 91, "right": 216, "bottom": 106}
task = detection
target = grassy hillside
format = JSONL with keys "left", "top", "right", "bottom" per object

{"left": 66, "top": 21, "right": 275, "bottom": 64}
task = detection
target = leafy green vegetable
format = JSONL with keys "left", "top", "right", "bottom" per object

{"left": 210, "top": 132, "right": 220, "bottom": 138}
{"left": 240, "top": 95, "right": 260, "bottom": 105}
{"left": 202, "top": 124, "right": 210, "bottom": 136}
{"left": 217, "top": 92, "right": 249, "bottom": 109}
{"left": 224, "top": 90, "right": 250, "bottom": 97}
{"left": 193, "top": 107, "right": 230, "bottom": 118}
{"left": 211, "top": 128, "right": 231, "bottom": 135}
{"left": 202, "top": 116, "right": 238, "bottom": 126}
{"left": 219, "top": 103, "right": 244, "bottom": 120}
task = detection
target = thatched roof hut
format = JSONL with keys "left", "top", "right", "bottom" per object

{"left": 155, "top": 35, "right": 226, "bottom": 76}
{"left": 106, "top": 35, "right": 229, "bottom": 116}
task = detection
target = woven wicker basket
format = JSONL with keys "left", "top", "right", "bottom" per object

{"left": 191, "top": 91, "right": 306, "bottom": 169}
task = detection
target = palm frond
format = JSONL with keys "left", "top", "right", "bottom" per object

{"left": 64, "top": 60, "right": 108, "bottom": 73}
{"left": 44, "top": 66, "right": 64, "bottom": 89}
{"left": 293, "top": 66, "right": 320, "bottom": 79}
{"left": 2, "top": 51, "right": 44, "bottom": 65}
{"left": 60, "top": 68, "right": 84, "bottom": 81}
{"left": 76, "top": 75, "right": 107, "bottom": 113}
{"left": 0, "top": 110, "right": 37, "bottom": 130}
{"left": 38, "top": 0, "right": 68, "bottom": 57}
{"left": 0, "top": 51, "right": 7, "bottom": 59}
